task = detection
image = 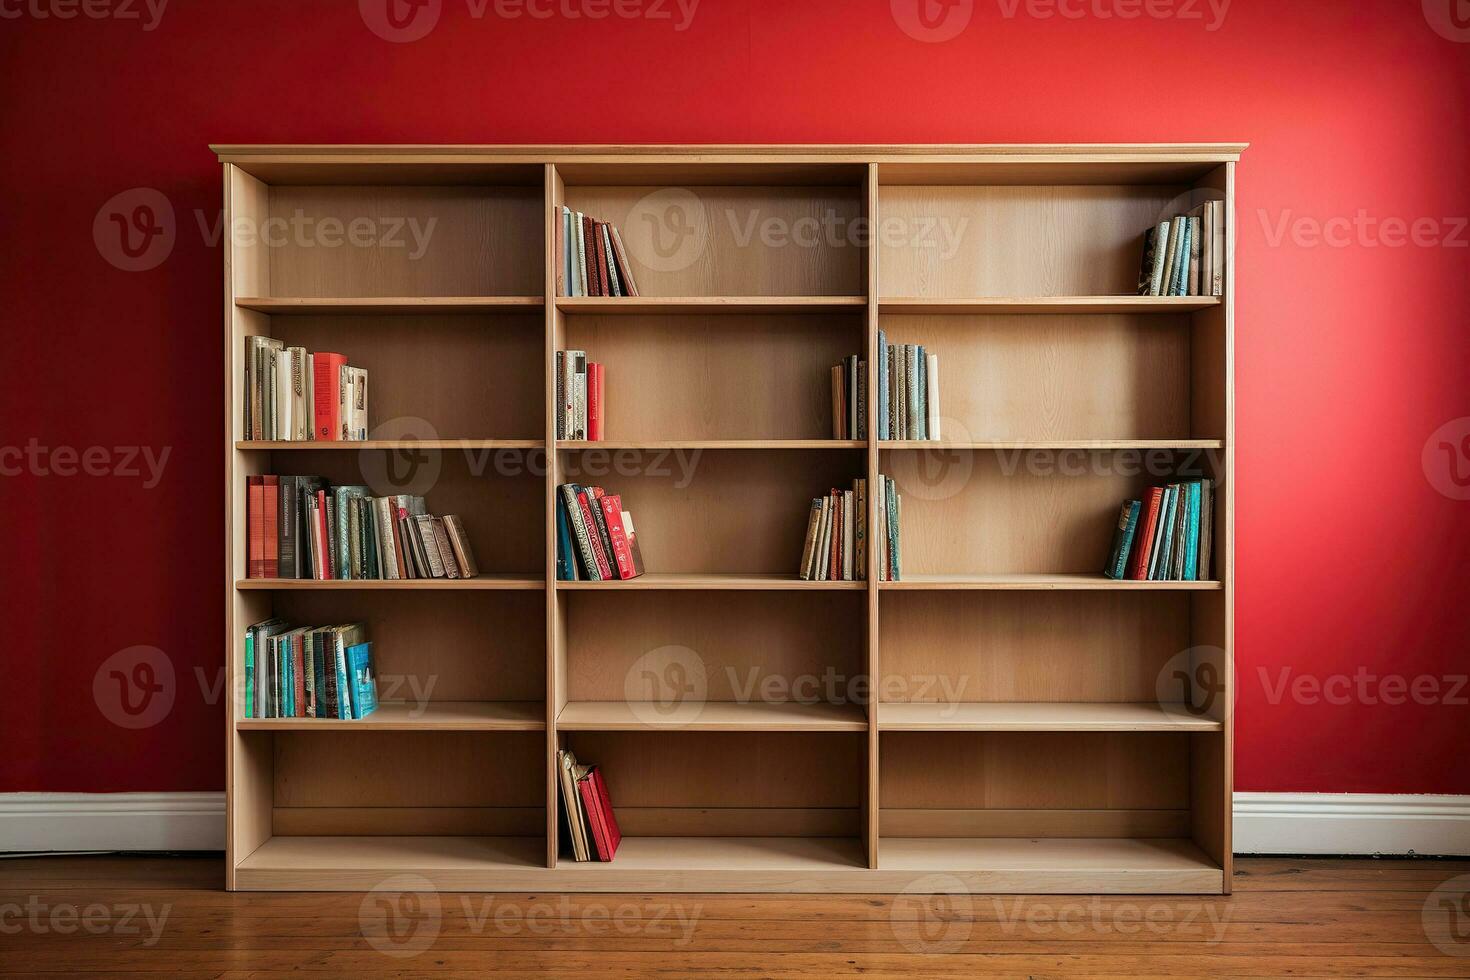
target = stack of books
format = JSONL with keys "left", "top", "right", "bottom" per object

{"left": 831, "top": 355, "right": 866, "bottom": 439}
{"left": 555, "top": 484, "right": 646, "bottom": 581}
{"left": 556, "top": 349, "right": 604, "bottom": 441}
{"left": 557, "top": 749, "right": 621, "bottom": 862}
{"left": 556, "top": 207, "right": 640, "bottom": 297}
{"left": 243, "top": 338, "right": 367, "bottom": 441}
{"left": 245, "top": 478, "right": 479, "bottom": 580}
{"left": 1136, "top": 203, "right": 1225, "bottom": 297}
{"left": 1104, "top": 481, "right": 1214, "bottom": 581}
{"left": 877, "top": 332, "right": 940, "bottom": 440}
{"left": 243, "top": 619, "right": 376, "bottom": 720}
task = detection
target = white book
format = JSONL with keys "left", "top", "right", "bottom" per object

{"left": 572, "top": 352, "right": 587, "bottom": 440}
{"left": 573, "top": 212, "right": 588, "bottom": 298}
{"left": 275, "top": 349, "right": 293, "bottom": 441}
{"left": 351, "top": 367, "right": 368, "bottom": 440}
{"left": 1211, "top": 200, "right": 1225, "bottom": 296}
{"left": 560, "top": 350, "right": 580, "bottom": 440}
{"left": 925, "top": 353, "right": 940, "bottom": 441}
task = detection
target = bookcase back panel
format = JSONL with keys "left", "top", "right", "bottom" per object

{"left": 565, "top": 592, "right": 865, "bottom": 702}
{"left": 879, "top": 592, "right": 1190, "bottom": 703}
{"left": 881, "top": 449, "right": 1220, "bottom": 576}
{"left": 266, "top": 186, "right": 543, "bottom": 297}
{"left": 270, "top": 592, "right": 545, "bottom": 701}
{"left": 880, "top": 314, "right": 1193, "bottom": 441}
{"left": 563, "top": 314, "right": 863, "bottom": 440}
{"left": 266, "top": 313, "right": 544, "bottom": 440}
{"left": 557, "top": 449, "right": 864, "bottom": 574}
{"left": 266, "top": 449, "right": 545, "bottom": 575}
{"left": 877, "top": 185, "right": 1182, "bottom": 297}
{"left": 562, "top": 186, "right": 864, "bottom": 297}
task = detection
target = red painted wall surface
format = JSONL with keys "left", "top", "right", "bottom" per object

{"left": 1, "top": 0, "right": 1466, "bottom": 795}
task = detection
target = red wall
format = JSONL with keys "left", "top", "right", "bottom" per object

{"left": 2, "top": 0, "right": 1466, "bottom": 795}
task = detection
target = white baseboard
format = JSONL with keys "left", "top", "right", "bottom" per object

{"left": 2, "top": 792, "right": 1467, "bottom": 856}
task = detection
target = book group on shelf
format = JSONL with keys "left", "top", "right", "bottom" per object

{"left": 797, "top": 475, "right": 902, "bottom": 581}
{"left": 1137, "top": 202, "right": 1226, "bottom": 297}
{"left": 555, "top": 350, "right": 605, "bottom": 441}
{"left": 878, "top": 332, "right": 941, "bottom": 441}
{"left": 244, "top": 337, "right": 367, "bottom": 441}
{"left": 1105, "top": 480, "right": 1215, "bottom": 581}
{"left": 556, "top": 484, "right": 646, "bottom": 581}
{"left": 558, "top": 749, "right": 620, "bottom": 862}
{"left": 556, "top": 206, "right": 640, "bottom": 297}
{"left": 243, "top": 620, "right": 377, "bottom": 720}
{"left": 246, "top": 478, "right": 479, "bottom": 580}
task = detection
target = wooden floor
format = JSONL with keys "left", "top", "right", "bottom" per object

{"left": 1, "top": 854, "right": 1468, "bottom": 976}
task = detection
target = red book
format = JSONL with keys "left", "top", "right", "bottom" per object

{"left": 594, "top": 222, "right": 612, "bottom": 296}
{"left": 578, "top": 766, "right": 621, "bottom": 861}
{"left": 312, "top": 352, "right": 347, "bottom": 440}
{"left": 247, "top": 476, "right": 264, "bottom": 578}
{"left": 587, "top": 362, "right": 604, "bottom": 441}
{"left": 598, "top": 494, "right": 638, "bottom": 579}
{"left": 581, "top": 214, "right": 601, "bottom": 296}
{"left": 1129, "top": 486, "right": 1165, "bottom": 580}
{"left": 576, "top": 490, "right": 614, "bottom": 580}
{"left": 829, "top": 489, "right": 841, "bottom": 580}
{"left": 262, "top": 475, "right": 280, "bottom": 578}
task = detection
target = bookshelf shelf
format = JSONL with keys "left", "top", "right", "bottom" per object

{"left": 237, "top": 296, "right": 543, "bottom": 314}
{"left": 221, "top": 144, "right": 1236, "bottom": 894}
{"left": 558, "top": 700, "right": 867, "bottom": 732}
{"left": 878, "top": 701, "right": 1221, "bottom": 732}
{"left": 238, "top": 700, "right": 545, "bottom": 731}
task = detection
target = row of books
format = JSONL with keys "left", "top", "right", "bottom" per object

{"left": 557, "top": 749, "right": 621, "bottom": 862}
{"left": 830, "top": 356, "right": 866, "bottom": 439}
{"left": 1136, "top": 203, "right": 1225, "bottom": 297}
{"left": 246, "top": 477, "right": 479, "bottom": 580}
{"left": 1104, "top": 481, "right": 1215, "bottom": 581}
{"left": 555, "top": 484, "right": 646, "bottom": 581}
{"left": 243, "top": 620, "right": 377, "bottom": 720}
{"left": 555, "top": 350, "right": 605, "bottom": 441}
{"left": 877, "top": 333, "right": 941, "bottom": 441}
{"left": 244, "top": 337, "right": 367, "bottom": 441}
{"left": 795, "top": 476, "right": 901, "bottom": 581}
{"left": 556, "top": 207, "right": 641, "bottom": 297}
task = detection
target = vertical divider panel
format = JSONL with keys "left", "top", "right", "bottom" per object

{"left": 863, "top": 163, "right": 882, "bottom": 869}
{"left": 544, "top": 164, "right": 563, "bottom": 868}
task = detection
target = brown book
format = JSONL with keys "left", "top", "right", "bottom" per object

{"left": 431, "top": 518, "right": 459, "bottom": 579}
{"left": 414, "top": 514, "right": 448, "bottom": 577}
{"left": 554, "top": 206, "right": 565, "bottom": 296}
{"left": 262, "top": 475, "right": 280, "bottom": 578}
{"left": 442, "top": 514, "right": 479, "bottom": 579}
{"left": 594, "top": 222, "right": 612, "bottom": 298}
{"left": 247, "top": 476, "right": 264, "bottom": 578}
{"left": 798, "top": 498, "right": 822, "bottom": 579}
{"left": 831, "top": 364, "right": 845, "bottom": 439}
{"left": 582, "top": 214, "right": 601, "bottom": 296}
{"left": 608, "top": 225, "right": 639, "bottom": 296}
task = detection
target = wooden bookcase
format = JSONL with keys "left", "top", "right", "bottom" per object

{"left": 219, "top": 144, "right": 1239, "bottom": 893}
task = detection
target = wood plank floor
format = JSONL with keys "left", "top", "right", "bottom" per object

{"left": 1, "top": 855, "right": 1468, "bottom": 976}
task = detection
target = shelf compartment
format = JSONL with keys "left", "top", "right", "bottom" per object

{"left": 558, "top": 573, "right": 862, "bottom": 591}
{"left": 878, "top": 837, "right": 1222, "bottom": 893}
{"left": 879, "top": 296, "right": 1219, "bottom": 315}
{"left": 236, "top": 835, "right": 545, "bottom": 889}
{"left": 557, "top": 296, "right": 865, "bottom": 315}
{"left": 878, "top": 575, "right": 1220, "bottom": 591}
{"left": 879, "top": 702, "right": 1219, "bottom": 732}
{"left": 559, "top": 700, "right": 866, "bottom": 732}
{"left": 237, "top": 296, "right": 542, "bottom": 314}
{"left": 239, "top": 700, "right": 544, "bottom": 732}
{"left": 239, "top": 575, "right": 543, "bottom": 590}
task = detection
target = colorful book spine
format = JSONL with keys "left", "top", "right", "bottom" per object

{"left": 1104, "top": 499, "right": 1141, "bottom": 579}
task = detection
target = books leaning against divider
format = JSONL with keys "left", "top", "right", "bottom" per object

{"left": 555, "top": 483, "right": 646, "bottom": 581}
{"left": 556, "top": 206, "right": 640, "bottom": 298}
{"left": 242, "top": 620, "right": 378, "bottom": 720}
{"left": 1103, "top": 480, "right": 1214, "bottom": 581}
{"left": 243, "top": 338, "right": 367, "bottom": 441}
{"left": 876, "top": 331, "right": 941, "bottom": 441}
{"left": 555, "top": 350, "right": 605, "bottom": 441}
{"left": 245, "top": 476, "right": 480, "bottom": 580}
{"left": 557, "top": 749, "right": 621, "bottom": 861}
{"left": 830, "top": 354, "right": 867, "bottom": 439}
{"left": 1136, "top": 200, "right": 1225, "bottom": 297}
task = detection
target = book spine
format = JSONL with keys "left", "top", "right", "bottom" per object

{"left": 554, "top": 351, "right": 565, "bottom": 440}
{"left": 582, "top": 214, "right": 601, "bottom": 296}
{"left": 594, "top": 222, "right": 612, "bottom": 296}
{"left": 887, "top": 476, "right": 900, "bottom": 581}
{"left": 574, "top": 212, "right": 589, "bottom": 298}
{"left": 798, "top": 498, "right": 821, "bottom": 579}
{"left": 578, "top": 772, "right": 613, "bottom": 861}
{"left": 1148, "top": 220, "right": 1171, "bottom": 296}
{"left": 243, "top": 632, "right": 254, "bottom": 719}
{"left": 855, "top": 478, "right": 866, "bottom": 580}
{"left": 555, "top": 204, "right": 565, "bottom": 296}
{"left": 312, "top": 353, "right": 345, "bottom": 440}
{"left": 1211, "top": 200, "right": 1225, "bottom": 296}
{"left": 577, "top": 489, "right": 614, "bottom": 580}
{"left": 1172, "top": 217, "right": 1192, "bottom": 296}
{"left": 278, "top": 476, "right": 297, "bottom": 579}
{"left": 1159, "top": 217, "right": 1182, "bottom": 298}
{"left": 561, "top": 485, "right": 602, "bottom": 581}
{"left": 1187, "top": 214, "right": 1203, "bottom": 296}
{"left": 599, "top": 495, "right": 636, "bottom": 579}
{"left": 925, "top": 352, "right": 940, "bottom": 441}
{"left": 609, "top": 225, "right": 639, "bottom": 296}
{"left": 600, "top": 222, "right": 621, "bottom": 296}
{"left": 1129, "top": 487, "right": 1162, "bottom": 580}
{"left": 831, "top": 364, "right": 844, "bottom": 439}
{"left": 247, "top": 476, "right": 263, "bottom": 578}
{"left": 262, "top": 476, "right": 279, "bottom": 577}
{"left": 1183, "top": 482, "right": 1201, "bottom": 581}
{"left": 587, "top": 362, "right": 603, "bottom": 442}
{"left": 877, "top": 331, "right": 889, "bottom": 441}
{"left": 555, "top": 494, "right": 577, "bottom": 580}
{"left": 572, "top": 352, "right": 587, "bottom": 440}
{"left": 1136, "top": 225, "right": 1157, "bottom": 296}
{"left": 1105, "top": 500, "right": 1141, "bottom": 580}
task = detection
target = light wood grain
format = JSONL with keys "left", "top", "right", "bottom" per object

{"left": 558, "top": 295, "right": 864, "bottom": 314}
{"left": 878, "top": 574, "right": 1221, "bottom": 590}
{"left": 878, "top": 702, "right": 1221, "bottom": 732}
{"left": 879, "top": 296, "right": 1220, "bottom": 314}
{"left": 239, "top": 700, "right": 544, "bottom": 731}
{"left": 237, "top": 574, "right": 543, "bottom": 590}
{"left": 237, "top": 296, "right": 542, "bottom": 313}
{"left": 558, "top": 700, "right": 867, "bottom": 732}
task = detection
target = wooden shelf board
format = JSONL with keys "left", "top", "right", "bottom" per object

{"left": 237, "top": 574, "right": 543, "bottom": 591}
{"left": 558, "top": 573, "right": 864, "bottom": 591}
{"left": 237, "top": 700, "right": 545, "bottom": 732}
{"left": 878, "top": 296, "right": 1220, "bottom": 315}
{"left": 878, "top": 701, "right": 1220, "bottom": 732}
{"left": 559, "top": 439, "right": 865, "bottom": 450}
{"left": 237, "top": 296, "right": 543, "bottom": 314}
{"left": 235, "top": 439, "right": 542, "bottom": 450}
{"left": 878, "top": 837, "right": 1223, "bottom": 892}
{"left": 880, "top": 574, "right": 1222, "bottom": 591}
{"left": 236, "top": 836, "right": 544, "bottom": 881}
{"left": 558, "top": 700, "right": 867, "bottom": 732}
{"left": 880, "top": 439, "right": 1223, "bottom": 450}
{"left": 556, "top": 296, "right": 866, "bottom": 315}
{"left": 562, "top": 836, "right": 868, "bottom": 873}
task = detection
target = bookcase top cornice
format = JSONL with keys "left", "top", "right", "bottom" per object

{"left": 214, "top": 142, "right": 1246, "bottom": 161}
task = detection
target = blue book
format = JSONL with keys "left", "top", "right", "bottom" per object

{"left": 877, "top": 331, "right": 889, "bottom": 441}
{"left": 282, "top": 633, "right": 295, "bottom": 718}
{"left": 1171, "top": 219, "right": 1192, "bottom": 296}
{"left": 1104, "top": 500, "right": 1141, "bottom": 579}
{"left": 1183, "top": 481, "right": 1202, "bottom": 581}
{"left": 915, "top": 346, "right": 928, "bottom": 440}
{"left": 347, "top": 642, "right": 378, "bottom": 720}
{"left": 243, "top": 631, "right": 254, "bottom": 719}
{"left": 555, "top": 494, "right": 578, "bottom": 580}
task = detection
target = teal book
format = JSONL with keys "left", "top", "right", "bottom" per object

{"left": 347, "top": 642, "right": 379, "bottom": 720}
{"left": 1171, "top": 218, "right": 1192, "bottom": 296}
{"left": 1183, "top": 481, "right": 1202, "bottom": 582}
{"left": 914, "top": 346, "right": 927, "bottom": 440}
{"left": 331, "top": 486, "right": 370, "bottom": 579}
{"left": 1104, "top": 500, "right": 1142, "bottom": 579}
{"left": 243, "top": 631, "right": 254, "bottom": 719}
{"left": 281, "top": 633, "right": 294, "bottom": 718}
